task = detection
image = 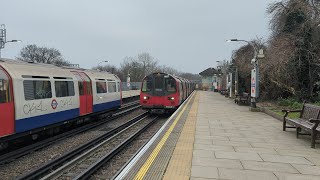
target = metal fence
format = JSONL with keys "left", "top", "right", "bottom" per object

{"left": 121, "top": 82, "right": 142, "bottom": 91}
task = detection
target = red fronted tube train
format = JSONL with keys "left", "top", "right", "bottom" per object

{"left": 140, "top": 72, "right": 195, "bottom": 114}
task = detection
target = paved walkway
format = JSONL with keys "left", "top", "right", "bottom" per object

{"left": 188, "top": 91, "right": 320, "bottom": 180}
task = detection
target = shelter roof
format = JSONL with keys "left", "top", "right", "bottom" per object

{"left": 199, "top": 67, "right": 221, "bottom": 76}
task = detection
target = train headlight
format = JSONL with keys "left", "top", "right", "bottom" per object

{"left": 143, "top": 96, "right": 149, "bottom": 100}
{"left": 168, "top": 97, "right": 174, "bottom": 100}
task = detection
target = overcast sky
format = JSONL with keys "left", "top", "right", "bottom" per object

{"left": 1, "top": 0, "right": 275, "bottom": 74}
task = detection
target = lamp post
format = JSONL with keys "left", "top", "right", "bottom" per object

{"left": 0, "top": 24, "right": 22, "bottom": 58}
{"left": 227, "top": 39, "right": 262, "bottom": 109}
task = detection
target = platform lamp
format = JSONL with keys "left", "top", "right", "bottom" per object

{"left": 0, "top": 24, "right": 22, "bottom": 58}
{"left": 226, "top": 39, "right": 264, "bottom": 109}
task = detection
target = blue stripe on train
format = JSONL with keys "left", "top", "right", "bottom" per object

{"left": 93, "top": 100, "right": 121, "bottom": 112}
{"left": 16, "top": 108, "right": 79, "bottom": 133}
{"left": 16, "top": 100, "right": 121, "bottom": 133}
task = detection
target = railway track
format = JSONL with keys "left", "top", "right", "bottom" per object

{"left": 18, "top": 113, "right": 156, "bottom": 180}
{"left": 0, "top": 100, "right": 141, "bottom": 165}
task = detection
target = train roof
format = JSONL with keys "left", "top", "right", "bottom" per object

{"left": 0, "top": 58, "right": 118, "bottom": 81}
{"left": 145, "top": 72, "right": 191, "bottom": 83}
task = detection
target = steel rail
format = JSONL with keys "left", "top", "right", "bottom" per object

{"left": 17, "top": 112, "right": 149, "bottom": 180}
{"left": 0, "top": 101, "right": 140, "bottom": 164}
{"left": 75, "top": 116, "right": 158, "bottom": 180}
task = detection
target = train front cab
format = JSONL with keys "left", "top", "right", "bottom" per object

{"left": 140, "top": 73, "right": 180, "bottom": 113}
{"left": 0, "top": 66, "right": 14, "bottom": 137}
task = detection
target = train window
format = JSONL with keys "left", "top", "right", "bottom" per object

{"left": 55, "top": 81, "right": 75, "bottom": 97}
{"left": 78, "top": 82, "right": 84, "bottom": 95}
{"left": 0, "top": 70, "right": 11, "bottom": 103}
{"left": 23, "top": 80, "right": 52, "bottom": 100}
{"left": 117, "top": 82, "right": 120, "bottom": 92}
{"left": 86, "top": 82, "right": 92, "bottom": 95}
{"left": 154, "top": 76, "right": 164, "bottom": 92}
{"left": 96, "top": 81, "right": 107, "bottom": 94}
{"left": 108, "top": 82, "right": 117, "bottom": 93}
{"left": 165, "top": 78, "right": 176, "bottom": 93}
{"left": 141, "top": 76, "right": 153, "bottom": 92}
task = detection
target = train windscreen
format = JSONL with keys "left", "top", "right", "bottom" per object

{"left": 142, "top": 74, "right": 176, "bottom": 96}
{"left": 165, "top": 76, "right": 176, "bottom": 94}
{"left": 154, "top": 74, "right": 164, "bottom": 92}
{"left": 141, "top": 76, "right": 153, "bottom": 93}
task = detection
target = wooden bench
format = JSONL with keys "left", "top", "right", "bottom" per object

{"left": 282, "top": 103, "right": 320, "bottom": 148}
{"left": 234, "top": 92, "right": 250, "bottom": 105}
{"left": 220, "top": 89, "right": 227, "bottom": 95}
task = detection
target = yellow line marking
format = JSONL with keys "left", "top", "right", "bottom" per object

{"left": 134, "top": 93, "right": 195, "bottom": 180}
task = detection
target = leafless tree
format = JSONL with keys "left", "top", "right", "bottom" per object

{"left": 17, "top": 44, "right": 70, "bottom": 66}
{"left": 266, "top": 0, "right": 320, "bottom": 101}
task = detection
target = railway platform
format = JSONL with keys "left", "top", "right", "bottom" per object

{"left": 122, "top": 90, "right": 140, "bottom": 98}
{"left": 116, "top": 91, "right": 320, "bottom": 180}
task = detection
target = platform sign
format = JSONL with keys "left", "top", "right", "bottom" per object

{"left": 251, "top": 69, "right": 259, "bottom": 98}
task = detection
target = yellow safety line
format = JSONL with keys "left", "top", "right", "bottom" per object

{"left": 134, "top": 93, "right": 194, "bottom": 180}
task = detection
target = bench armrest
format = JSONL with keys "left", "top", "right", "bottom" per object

{"left": 309, "top": 119, "right": 320, "bottom": 129}
{"left": 309, "top": 119, "right": 320, "bottom": 123}
{"left": 282, "top": 109, "right": 301, "bottom": 118}
{"left": 281, "top": 109, "right": 302, "bottom": 113}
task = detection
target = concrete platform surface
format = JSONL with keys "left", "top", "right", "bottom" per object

{"left": 186, "top": 91, "right": 320, "bottom": 180}
{"left": 119, "top": 91, "right": 320, "bottom": 180}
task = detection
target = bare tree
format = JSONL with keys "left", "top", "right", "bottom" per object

{"left": 266, "top": 0, "right": 320, "bottom": 101}
{"left": 137, "top": 52, "right": 158, "bottom": 76}
{"left": 156, "top": 65, "right": 179, "bottom": 75}
{"left": 17, "top": 44, "right": 70, "bottom": 66}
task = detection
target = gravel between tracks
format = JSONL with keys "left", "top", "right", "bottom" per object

{"left": 91, "top": 117, "right": 167, "bottom": 180}
{"left": 0, "top": 109, "right": 146, "bottom": 180}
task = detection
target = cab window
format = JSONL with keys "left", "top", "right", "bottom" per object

{"left": 165, "top": 77, "right": 176, "bottom": 93}
{"left": 0, "top": 69, "right": 11, "bottom": 103}
{"left": 141, "top": 76, "right": 153, "bottom": 92}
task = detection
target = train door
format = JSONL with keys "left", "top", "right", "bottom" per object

{"left": 72, "top": 72, "right": 93, "bottom": 115}
{"left": 0, "top": 66, "right": 14, "bottom": 136}
{"left": 78, "top": 72, "right": 93, "bottom": 114}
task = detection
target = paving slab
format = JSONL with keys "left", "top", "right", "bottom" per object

{"left": 234, "top": 147, "right": 278, "bottom": 155}
{"left": 274, "top": 172, "right": 320, "bottom": 180}
{"left": 241, "top": 160, "right": 299, "bottom": 173}
{"left": 193, "top": 149, "right": 215, "bottom": 158}
{"left": 212, "top": 140, "right": 252, "bottom": 147}
{"left": 215, "top": 151, "right": 263, "bottom": 161}
{"left": 193, "top": 157, "right": 243, "bottom": 169}
{"left": 194, "top": 144, "right": 235, "bottom": 152}
{"left": 218, "top": 168, "right": 278, "bottom": 180}
{"left": 306, "top": 157, "right": 320, "bottom": 166}
{"left": 259, "top": 154, "right": 314, "bottom": 165}
{"left": 195, "top": 135, "right": 229, "bottom": 141}
{"left": 291, "top": 164, "right": 320, "bottom": 176}
{"left": 276, "top": 149, "right": 320, "bottom": 157}
{"left": 191, "top": 166, "right": 219, "bottom": 179}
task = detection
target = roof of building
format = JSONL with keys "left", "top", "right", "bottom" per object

{"left": 199, "top": 67, "right": 221, "bottom": 76}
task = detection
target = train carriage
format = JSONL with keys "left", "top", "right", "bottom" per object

{"left": 0, "top": 58, "right": 121, "bottom": 142}
{"left": 140, "top": 72, "right": 194, "bottom": 114}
